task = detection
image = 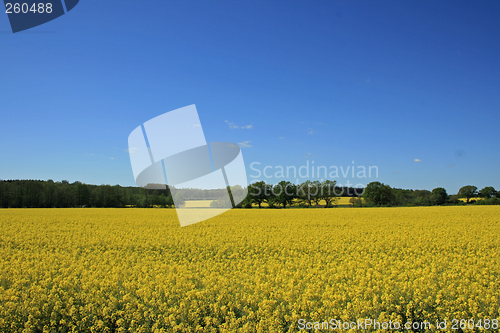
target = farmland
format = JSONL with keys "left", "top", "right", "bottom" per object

{"left": 0, "top": 207, "right": 499, "bottom": 332}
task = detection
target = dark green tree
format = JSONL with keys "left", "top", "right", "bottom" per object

{"left": 412, "top": 190, "right": 432, "bottom": 206}
{"left": 430, "top": 187, "right": 447, "bottom": 205}
{"left": 173, "top": 192, "right": 186, "bottom": 208}
{"left": 457, "top": 185, "right": 478, "bottom": 203}
{"left": 296, "top": 180, "right": 313, "bottom": 207}
{"left": 247, "top": 181, "right": 271, "bottom": 208}
{"left": 479, "top": 186, "right": 497, "bottom": 199}
{"left": 75, "top": 181, "right": 90, "bottom": 207}
{"left": 363, "top": 181, "right": 394, "bottom": 206}
{"left": 271, "top": 181, "right": 296, "bottom": 209}
{"left": 319, "top": 180, "right": 338, "bottom": 207}
{"left": 309, "top": 180, "right": 322, "bottom": 206}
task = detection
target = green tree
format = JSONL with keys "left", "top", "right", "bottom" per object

{"left": 297, "top": 180, "right": 313, "bottom": 207}
{"left": 173, "top": 192, "right": 186, "bottom": 208}
{"left": 165, "top": 194, "right": 175, "bottom": 208}
{"left": 75, "top": 181, "right": 90, "bottom": 207}
{"left": 457, "top": 185, "right": 478, "bottom": 203}
{"left": 319, "top": 180, "right": 338, "bottom": 207}
{"left": 271, "top": 181, "right": 296, "bottom": 209}
{"left": 349, "top": 197, "right": 364, "bottom": 207}
{"left": 309, "top": 181, "right": 322, "bottom": 206}
{"left": 363, "top": 181, "right": 394, "bottom": 206}
{"left": 392, "top": 188, "right": 413, "bottom": 206}
{"left": 430, "top": 187, "right": 447, "bottom": 205}
{"left": 229, "top": 185, "right": 246, "bottom": 207}
{"left": 42, "top": 180, "right": 56, "bottom": 207}
{"left": 247, "top": 181, "right": 271, "bottom": 208}
{"left": 479, "top": 186, "right": 497, "bottom": 199}
{"left": 412, "top": 190, "right": 432, "bottom": 206}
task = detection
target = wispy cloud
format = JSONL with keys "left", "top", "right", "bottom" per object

{"left": 446, "top": 164, "right": 456, "bottom": 168}
{"left": 225, "top": 120, "right": 239, "bottom": 129}
{"left": 238, "top": 141, "right": 252, "bottom": 148}
{"left": 278, "top": 137, "right": 285, "bottom": 140}
{"left": 125, "top": 148, "right": 139, "bottom": 154}
{"left": 307, "top": 128, "right": 315, "bottom": 135}
{"left": 225, "top": 120, "right": 253, "bottom": 130}
{"left": 414, "top": 158, "right": 421, "bottom": 162}
{"left": 303, "top": 152, "right": 317, "bottom": 159}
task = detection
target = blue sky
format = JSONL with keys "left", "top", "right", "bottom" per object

{"left": 1, "top": 0, "right": 499, "bottom": 194}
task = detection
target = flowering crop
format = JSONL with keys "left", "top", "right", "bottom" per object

{"left": 0, "top": 207, "right": 499, "bottom": 332}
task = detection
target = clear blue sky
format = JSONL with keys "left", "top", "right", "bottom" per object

{"left": 1, "top": 0, "right": 499, "bottom": 194}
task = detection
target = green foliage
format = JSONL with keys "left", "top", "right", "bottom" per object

{"left": 319, "top": 180, "right": 339, "bottom": 207}
{"left": 392, "top": 189, "right": 414, "bottom": 206}
{"left": 2, "top": 180, "right": 498, "bottom": 210}
{"left": 457, "top": 185, "right": 478, "bottom": 203}
{"left": 269, "top": 181, "right": 296, "bottom": 209}
{"left": 247, "top": 181, "right": 271, "bottom": 208}
{"left": 165, "top": 194, "right": 174, "bottom": 208}
{"left": 363, "top": 182, "right": 394, "bottom": 206}
{"left": 173, "top": 192, "right": 186, "bottom": 208}
{"left": 349, "top": 197, "right": 364, "bottom": 207}
{"left": 474, "top": 197, "right": 500, "bottom": 205}
{"left": 0, "top": 180, "right": 173, "bottom": 208}
{"left": 296, "top": 180, "right": 313, "bottom": 207}
{"left": 479, "top": 186, "right": 497, "bottom": 199}
{"left": 431, "top": 187, "right": 448, "bottom": 205}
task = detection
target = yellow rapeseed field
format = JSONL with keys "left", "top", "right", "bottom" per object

{"left": 0, "top": 207, "right": 499, "bottom": 332}
{"left": 184, "top": 200, "right": 214, "bottom": 208}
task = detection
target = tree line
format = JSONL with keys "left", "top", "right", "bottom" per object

{"left": 0, "top": 180, "right": 174, "bottom": 208}
{"left": 230, "top": 180, "right": 361, "bottom": 208}
{"left": 356, "top": 182, "right": 499, "bottom": 207}
{"left": 0, "top": 179, "right": 498, "bottom": 208}
{"left": 228, "top": 181, "right": 499, "bottom": 208}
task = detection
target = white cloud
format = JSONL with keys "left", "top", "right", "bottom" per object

{"left": 414, "top": 159, "right": 421, "bottom": 162}
{"left": 225, "top": 120, "right": 252, "bottom": 129}
{"left": 238, "top": 141, "right": 252, "bottom": 148}
{"left": 125, "top": 148, "right": 139, "bottom": 154}
{"left": 225, "top": 120, "right": 239, "bottom": 129}
{"left": 307, "top": 128, "right": 315, "bottom": 135}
